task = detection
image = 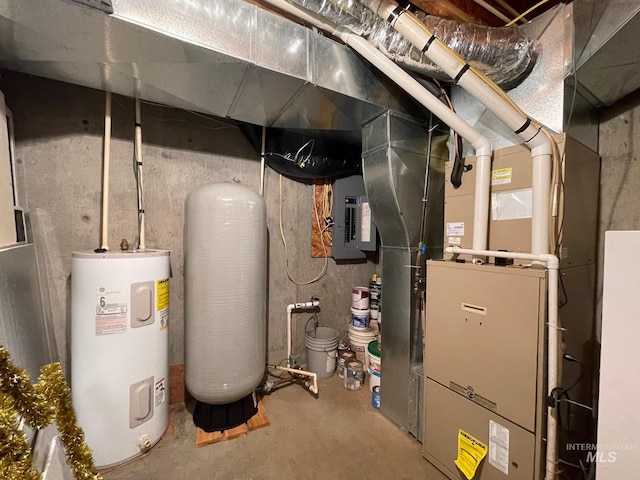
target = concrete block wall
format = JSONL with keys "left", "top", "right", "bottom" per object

{"left": 1, "top": 71, "right": 374, "bottom": 374}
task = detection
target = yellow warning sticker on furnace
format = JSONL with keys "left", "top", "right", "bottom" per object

{"left": 491, "top": 167, "right": 512, "bottom": 185}
{"left": 156, "top": 278, "right": 170, "bottom": 311}
{"left": 454, "top": 429, "right": 488, "bottom": 480}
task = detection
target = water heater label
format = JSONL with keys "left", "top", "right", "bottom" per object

{"left": 489, "top": 420, "right": 510, "bottom": 475}
{"left": 95, "top": 287, "right": 127, "bottom": 335}
{"left": 157, "top": 278, "right": 170, "bottom": 331}
{"left": 155, "top": 377, "right": 166, "bottom": 406}
{"left": 156, "top": 278, "right": 170, "bottom": 310}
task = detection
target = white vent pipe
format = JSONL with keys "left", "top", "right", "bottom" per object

{"left": 262, "top": 0, "right": 493, "bottom": 254}
{"left": 365, "top": 0, "right": 553, "bottom": 260}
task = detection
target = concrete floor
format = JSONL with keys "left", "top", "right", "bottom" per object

{"left": 103, "top": 375, "right": 447, "bottom": 480}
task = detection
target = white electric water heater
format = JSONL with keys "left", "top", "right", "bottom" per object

{"left": 71, "top": 250, "right": 170, "bottom": 468}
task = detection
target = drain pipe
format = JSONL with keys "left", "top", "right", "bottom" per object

{"left": 364, "top": 0, "right": 553, "bottom": 261}
{"left": 446, "top": 245, "right": 560, "bottom": 480}
{"left": 286, "top": 299, "right": 320, "bottom": 368}
{"left": 262, "top": 0, "right": 493, "bottom": 255}
{"left": 283, "top": 299, "right": 321, "bottom": 395}
{"left": 268, "top": 364, "right": 319, "bottom": 394}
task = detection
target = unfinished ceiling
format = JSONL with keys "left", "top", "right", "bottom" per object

{"left": 252, "top": 0, "right": 565, "bottom": 28}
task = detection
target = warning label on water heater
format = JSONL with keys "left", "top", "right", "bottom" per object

{"left": 155, "top": 377, "right": 166, "bottom": 406}
{"left": 157, "top": 278, "right": 170, "bottom": 331}
{"left": 95, "top": 287, "right": 127, "bottom": 336}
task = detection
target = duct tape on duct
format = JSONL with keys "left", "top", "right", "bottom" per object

{"left": 289, "top": 0, "right": 538, "bottom": 88}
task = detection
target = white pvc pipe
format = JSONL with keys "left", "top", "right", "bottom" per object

{"left": 445, "top": 246, "right": 560, "bottom": 480}
{"left": 262, "top": 0, "right": 494, "bottom": 253}
{"left": 100, "top": 91, "right": 112, "bottom": 251}
{"left": 260, "top": 126, "right": 266, "bottom": 197}
{"left": 494, "top": 0, "right": 526, "bottom": 24}
{"left": 335, "top": 30, "right": 493, "bottom": 260}
{"left": 286, "top": 300, "right": 320, "bottom": 368}
{"left": 263, "top": 0, "right": 339, "bottom": 32}
{"left": 135, "top": 97, "right": 145, "bottom": 250}
{"left": 471, "top": 0, "right": 511, "bottom": 23}
{"left": 371, "top": 0, "right": 553, "bottom": 258}
{"left": 270, "top": 365, "right": 318, "bottom": 394}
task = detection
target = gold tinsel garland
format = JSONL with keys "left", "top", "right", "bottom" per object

{"left": 0, "top": 346, "right": 102, "bottom": 480}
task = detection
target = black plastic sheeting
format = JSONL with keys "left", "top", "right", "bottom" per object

{"left": 239, "top": 124, "right": 362, "bottom": 181}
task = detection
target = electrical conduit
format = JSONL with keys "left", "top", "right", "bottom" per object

{"left": 262, "top": 0, "right": 493, "bottom": 254}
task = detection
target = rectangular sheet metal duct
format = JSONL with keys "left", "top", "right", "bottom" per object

{"left": 362, "top": 110, "right": 445, "bottom": 431}
{"left": 0, "top": 0, "right": 419, "bottom": 131}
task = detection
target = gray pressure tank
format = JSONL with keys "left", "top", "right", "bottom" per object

{"left": 184, "top": 182, "right": 266, "bottom": 405}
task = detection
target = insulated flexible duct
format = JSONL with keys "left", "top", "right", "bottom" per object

{"left": 287, "top": 0, "right": 537, "bottom": 88}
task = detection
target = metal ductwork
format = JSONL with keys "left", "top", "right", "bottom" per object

{"left": 361, "top": 110, "right": 446, "bottom": 432}
{"left": 287, "top": 0, "right": 538, "bottom": 89}
{"left": 0, "top": 0, "right": 420, "bottom": 131}
{"left": 451, "top": 1, "right": 640, "bottom": 155}
{"left": 573, "top": 0, "right": 640, "bottom": 107}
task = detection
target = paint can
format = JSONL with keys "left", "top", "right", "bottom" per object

{"left": 351, "top": 307, "right": 370, "bottom": 329}
{"left": 368, "top": 366, "right": 380, "bottom": 391}
{"left": 371, "top": 386, "right": 380, "bottom": 409}
{"left": 351, "top": 286, "right": 370, "bottom": 310}
{"left": 344, "top": 359, "right": 364, "bottom": 391}
{"left": 337, "top": 349, "right": 356, "bottom": 379}
{"left": 369, "top": 274, "right": 380, "bottom": 319}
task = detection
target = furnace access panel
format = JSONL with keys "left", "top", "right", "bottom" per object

{"left": 424, "top": 261, "right": 547, "bottom": 480}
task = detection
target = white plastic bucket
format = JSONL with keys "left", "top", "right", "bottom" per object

{"left": 348, "top": 325, "right": 377, "bottom": 367}
{"left": 351, "top": 287, "right": 370, "bottom": 310}
{"left": 305, "top": 326, "right": 339, "bottom": 379}
{"left": 351, "top": 307, "right": 370, "bottom": 329}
